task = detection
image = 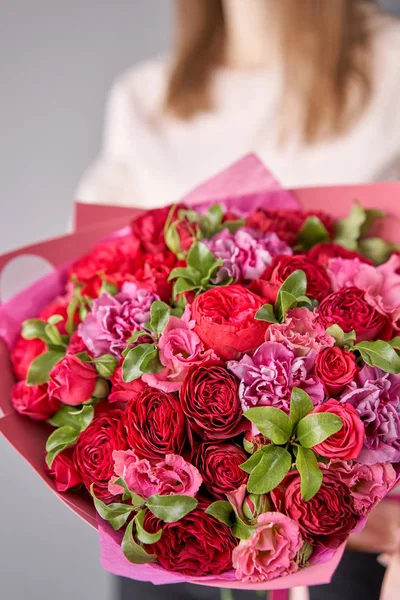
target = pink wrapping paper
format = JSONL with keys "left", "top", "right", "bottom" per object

{"left": 2, "top": 154, "right": 400, "bottom": 591}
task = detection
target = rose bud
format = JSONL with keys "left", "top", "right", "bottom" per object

{"left": 45, "top": 448, "right": 81, "bottom": 492}
{"left": 314, "top": 347, "right": 359, "bottom": 396}
{"left": 11, "top": 381, "right": 60, "bottom": 421}
{"left": 243, "top": 494, "right": 271, "bottom": 521}
{"left": 48, "top": 355, "right": 98, "bottom": 406}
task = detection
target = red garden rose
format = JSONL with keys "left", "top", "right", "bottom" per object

{"left": 246, "top": 210, "right": 334, "bottom": 246}
{"left": 311, "top": 399, "right": 365, "bottom": 460}
{"left": 131, "top": 206, "right": 170, "bottom": 254}
{"left": 308, "top": 243, "right": 374, "bottom": 267}
{"left": 108, "top": 364, "right": 147, "bottom": 404}
{"left": 191, "top": 285, "right": 268, "bottom": 360}
{"left": 11, "top": 381, "right": 60, "bottom": 421}
{"left": 69, "top": 236, "right": 141, "bottom": 297}
{"left": 11, "top": 336, "right": 46, "bottom": 380}
{"left": 194, "top": 442, "right": 249, "bottom": 499}
{"left": 251, "top": 255, "right": 331, "bottom": 303}
{"left": 314, "top": 347, "right": 359, "bottom": 396}
{"left": 45, "top": 448, "right": 82, "bottom": 492}
{"left": 317, "top": 286, "right": 393, "bottom": 342}
{"left": 271, "top": 469, "right": 359, "bottom": 549}
{"left": 48, "top": 355, "right": 98, "bottom": 406}
{"left": 180, "top": 362, "right": 247, "bottom": 440}
{"left": 123, "top": 387, "right": 187, "bottom": 460}
{"left": 144, "top": 509, "right": 237, "bottom": 576}
{"left": 74, "top": 409, "right": 128, "bottom": 502}
{"left": 129, "top": 251, "right": 179, "bottom": 303}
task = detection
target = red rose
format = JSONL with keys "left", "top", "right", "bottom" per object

{"left": 130, "top": 252, "right": 178, "bottom": 303}
{"left": 246, "top": 210, "right": 334, "bottom": 246}
{"left": 314, "top": 347, "right": 359, "bottom": 396}
{"left": 74, "top": 409, "right": 128, "bottom": 502}
{"left": 191, "top": 285, "right": 268, "bottom": 360}
{"left": 11, "top": 381, "right": 60, "bottom": 421}
{"left": 69, "top": 236, "right": 141, "bottom": 297}
{"left": 108, "top": 364, "right": 146, "bottom": 404}
{"left": 194, "top": 442, "right": 248, "bottom": 499}
{"left": 180, "top": 362, "right": 247, "bottom": 440}
{"left": 317, "top": 287, "right": 393, "bottom": 342}
{"left": 311, "top": 399, "right": 365, "bottom": 460}
{"left": 48, "top": 355, "right": 98, "bottom": 406}
{"left": 144, "top": 509, "right": 236, "bottom": 576}
{"left": 271, "top": 469, "right": 359, "bottom": 549}
{"left": 45, "top": 448, "right": 81, "bottom": 492}
{"left": 131, "top": 206, "right": 170, "bottom": 253}
{"left": 123, "top": 387, "right": 187, "bottom": 460}
{"left": 308, "top": 243, "right": 374, "bottom": 267}
{"left": 40, "top": 298, "right": 72, "bottom": 335}
{"left": 251, "top": 255, "right": 331, "bottom": 303}
{"left": 11, "top": 336, "right": 46, "bottom": 380}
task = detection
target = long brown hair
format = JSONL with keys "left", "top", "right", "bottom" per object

{"left": 165, "top": 0, "right": 374, "bottom": 143}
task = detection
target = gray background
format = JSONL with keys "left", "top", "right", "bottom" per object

{"left": 0, "top": 1, "right": 399, "bottom": 600}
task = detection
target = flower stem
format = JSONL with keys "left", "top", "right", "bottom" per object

{"left": 219, "top": 589, "right": 234, "bottom": 600}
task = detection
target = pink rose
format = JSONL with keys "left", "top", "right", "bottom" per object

{"left": 143, "top": 307, "right": 215, "bottom": 392}
{"left": 329, "top": 460, "right": 397, "bottom": 515}
{"left": 11, "top": 381, "right": 60, "bottom": 421}
{"left": 312, "top": 399, "right": 365, "bottom": 460}
{"left": 232, "top": 512, "right": 302, "bottom": 582}
{"left": 48, "top": 355, "right": 98, "bottom": 406}
{"left": 108, "top": 450, "right": 202, "bottom": 499}
{"left": 265, "top": 307, "right": 334, "bottom": 357}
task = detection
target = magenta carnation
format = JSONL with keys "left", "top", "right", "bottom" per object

{"left": 341, "top": 365, "right": 400, "bottom": 464}
{"left": 78, "top": 282, "right": 158, "bottom": 357}
{"left": 228, "top": 341, "right": 324, "bottom": 414}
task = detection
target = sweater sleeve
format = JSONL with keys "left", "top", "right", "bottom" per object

{"left": 75, "top": 78, "right": 137, "bottom": 206}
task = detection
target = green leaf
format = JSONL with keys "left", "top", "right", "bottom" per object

{"left": 122, "top": 519, "right": 157, "bottom": 564}
{"left": 66, "top": 297, "right": 79, "bottom": 335}
{"left": 297, "top": 413, "right": 343, "bottom": 448}
{"left": 44, "top": 323, "right": 64, "bottom": 347}
{"left": 247, "top": 446, "right": 292, "bottom": 495}
{"left": 91, "top": 486, "right": 136, "bottom": 530}
{"left": 276, "top": 270, "right": 307, "bottom": 321}
{"left": 47, "top": 315, "right": 64, "bottom": 326}
{"left": 135, "top": 509, "right": 162, "bottom": 544}
{"left": 358, "top": 237, "right": 399, "bottom": 266}
{"left": 295, "top": 446, "right": 323, "bottom": 501}
{"left": 164, "top": 221, "right": 182, "bottom": 256}
{"left": 297, "top": 216, "right": 329, "bottom": 250}
{"left": 200, "top": 204, "right": 224, "bottom": 238}
{"left": 140, "top": 348, "right": 164, "bottom": 375}
{"left": 255, "top": 304, "right": 278, "bottom": 323}
{"left": 48, "top": 405, "right": 94, "bottom": 430}
{"left": 94, "top": 354, "right": 118, "bottom": 378}
{"left": 222, "top": 219, "right": 245, "bottom": 234}
{"left": 244, "top": 407, "right": 293, "bottom": 445}
{"left": 168, "top": 266, "right": 200, "bottom": 283}
{"left": 389, "top": 337, "right": 400, "bottom": 352}
{"left": 187, "top": 242, "right": 216, "bottom": 275}
{"left": 205, "top": 501, "right": 235, "bottom": 527}
{"left": 289, "top": 388, "right": 314, "bottom": 429}
{"left": 173, "top": 278, "right": 198, "bottom": 296}
{"left": 334, "top": 201, "right": 366, "bottom": 249}
{"left": 45, "top": 425, "right": 79, "bottom": 467}
{"left": 148, "top": 301, "right": 171, "bottom": 335}
{"left": 353, "top": 340, "right": 400, "bottom": 375}
{"left": 240, "top": 449, "right": 265, "bottom": 474}
{"left": 146, "top": 494, "right": 198, "bottom": 523}
{"left": 113, "top": 477, "right": 145, "bottom": 506}
{"left": 326, "top": 325, "right": 356, "bottom": 349}
{"left": 122, "top": 344, "right": 156, "bottom": 382}
{"left": 26, "top": 349, "right": 65, "bottom": 385}
{"left": 100, "top": 280, "right": 119, "bottom": 296}
{"left": 21, "top": 318, "right": 48, "bottom": 343}
{"left": 232, "top": 516, "right": 257, "bottom": 540}
{"left": 359, "top": 209, "right": 385, "bottom": 237}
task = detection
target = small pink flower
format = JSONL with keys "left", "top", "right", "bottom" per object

{"left": 108, "top": 450, "right": 202, "bottom": 499}
{"left": 232, "top": 512, "right": 302, "bottom": 583}
{"left": 143, "top": 307, "right": 216, "bottom": 392}
{"left": 265, "top": 307, "right": 334, "bottom": 357}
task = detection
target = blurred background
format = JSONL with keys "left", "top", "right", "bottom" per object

{"left": 0, "top": 1, "right": 400, "bottom": 599}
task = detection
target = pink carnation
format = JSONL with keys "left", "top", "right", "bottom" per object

{"left": 265, "top": 307, "right": 334, "bottom": 357}
{"left": 329, "top": 460, "right": 397, "bottom": 515}
{"left": 143, "top": 307, "right": 216, "bottom": 392}
{"left": 108, "top": 450, "right": 202, "bottom": 499}
{"left": 327, "top": 256, "right": 400, "bottom": 324}
{"left": 232, "top": 512, "right": 302, "bottom": 583}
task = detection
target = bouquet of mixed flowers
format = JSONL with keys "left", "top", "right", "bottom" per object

{"left": 1, "top": 156, "right": 399, "bottom": 594}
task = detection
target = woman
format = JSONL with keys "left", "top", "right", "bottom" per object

{"left": 77, "top": 2, "right": 400, "bottom": 598}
